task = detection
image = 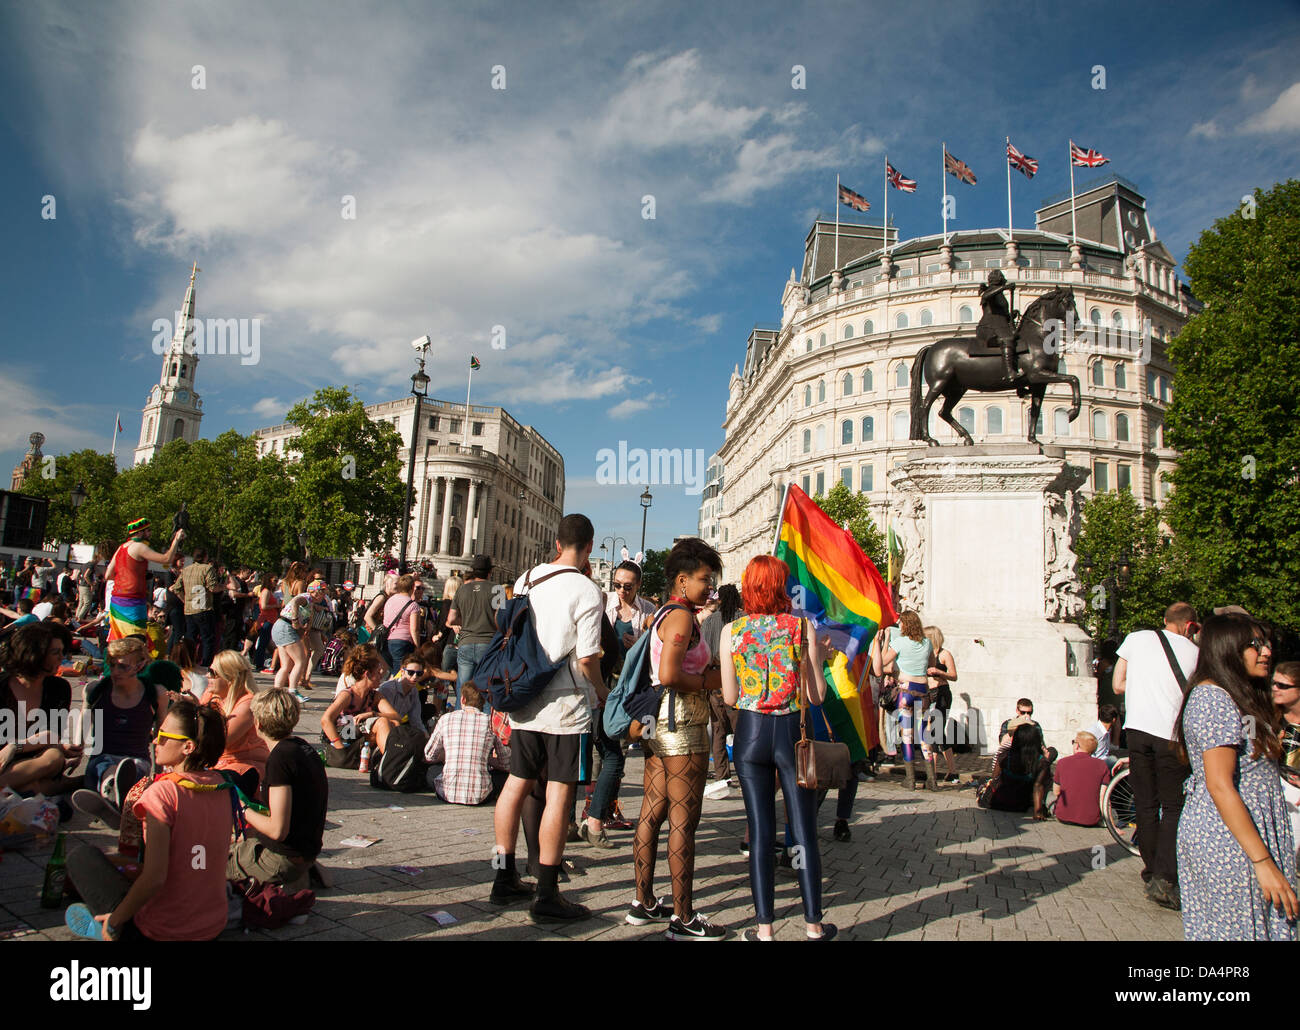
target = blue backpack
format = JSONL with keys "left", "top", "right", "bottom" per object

{"left": 472, "top": 567, "right": 582, "bottom": 713}
{"left": 602, "top": 604, "right": 687, "bottom": 741}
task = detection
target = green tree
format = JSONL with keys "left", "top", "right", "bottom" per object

{"left": 639, "top": 547, "right": 668, "bottom": 601}
{"left": 1164, "top": 179, "right": 1300, "bottom": 628}
{"left": 22, "top": 450, "right": 120, "bottom": 547}
{"left": 284, "top": 387, "right": 405, "bottom": 560}
{"left": 812, "top": 481, "right": 888, "bottom": 573}
{"left": 1075, "top": 491, "right": 1191, "bottom": 643}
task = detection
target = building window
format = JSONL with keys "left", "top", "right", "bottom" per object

{"left": 841, "top": 420, "right": 853, "bottom": 445}
{"left": 842, "top": 373, "right": 853, "bottom": 396}
{"left": 1115, "top": 362, "right": 1127, "bottom": 389}
{"left": 1045, "top": 259, "right": 1061, "bottom": 269}
{"left": 1090, "top": 308, "right": 1102, "bottom": 325}
{"left": 926, "top": 263, "right": 942, "bottom": 273}
{"left": 1160, "top": 377, "right": 1171, "bottom": 403}
{"left": 817, "top": 380, "right": 826, "bottom": 403}
{"left": 180, "top": 364, "right": 186, "bottom": 379}
{"left": 843, "top": 324, "right": 854, "bottom": 340}
{"left": 1116, "top": 413, "right": 1130, "bottom": 442}
{"left": 1054, "top": 408, "right": 1070, "bottom": 437}
{"left": 860, "top": 464, "right": 873, "bottom": 492}
{"left": 815, "top": 471, "right": 825, "bottom": 496}
{"left": 1155, "top": 422, "right": 1164, "bottom": 448}
{"left": 815, "top": 425, "right": 826, "bottom": 451}
{"left": 472, "top": 421, "right": 484, "bottom": 436}
{"left": 862, "top": 416, "right": 874, "bottom": 441}
{"left": 920, "top": 308, "right": 934, "bottom": 326}
{"left": 805, "top": 338, "right": 813, "bottom": 353}
{"left": 863, "top": 319, "right": 874, "bottom": 334}
{"left": 1034, "top": 410, "right": 1044, "bottom": 437}
{"left": 1147, "top": 370, "right": 1157, "bottom": 397}
{"left": 1092, "top": 410, "right": 1108, "bottom": 439}
{"left": 958, "top": 305, "right": 973, "bottom": 322}
{"left": 987, "top": 406, "right": 1004, "bottom": 435}
{"left": 802, "top": 475, "right": 811, "bottom": 494}
{"left": 840, "top": 467, "right": 852, "bottom": 490}
{"left": 146, "top": 416, "right": 154, "bottom": 440}
{"left": 428, "top": 415, "right": 439, "bottom": 430}
{"left": 1117, "top": 463, "right": 1132, "bottom": 492}
{"left": 985, "top": 259, "right": 1002, "bottom": 268}
{"left": 894, "top": 362, "right": 908, "bottom": 388}
{"left": 862, "top": 368, "right": 873, "bottom": 391}
{"left": 895, "top": 312, "right": 909, "bottom": 329}
{"left": 450, "top": 419, "right": 462, "bottom": 433}
{"left": 892, "top": 410, "right": 909, "bottom": 440}
{"left": 1094, "top": 461, "right": 1110, "bottom": 492}
{"left": 958, "top": 407, "right": 975, "bottom": 436}
{"left": 804, "top": 385, "right": 812, "bottom": 407}
{"left": 1112, "top": 311, "right": 1124, "bottom": 330}
{"left": 1160, "top": 473, "right": 1171, "bottom": 500}
{"left": 802, "top": 430, "right": 811, "bottom": 454}
{"left": 819, "top": 333, "right": 826, "bottom": 347}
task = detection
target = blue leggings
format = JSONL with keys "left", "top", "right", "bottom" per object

{"left": 733, "top": 709, "right": 823, "bottom": 924}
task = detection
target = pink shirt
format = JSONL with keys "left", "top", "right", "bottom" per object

{"left": 201, "top": 689, "right": 270, "bottom": 787}
{"left": 382, "top": 594, "right": 419, "bottom": 643}
{"left": 132, "top": 771, "right": 234, "bottom": 941}
{"left": 650, "top": 606, "right": 711, "bottom": 687}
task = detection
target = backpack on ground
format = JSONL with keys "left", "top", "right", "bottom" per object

{"left": 602, "top": 604, "right": 687, "bottom": 742}
{"left": 373, "top": 722, "right": 428, "bottom": 792}
{"left": 319, "top": 634, "right": 349, "bottom": 676}
{"left": 472, "top": 567, "right": 581, "bottom": 713}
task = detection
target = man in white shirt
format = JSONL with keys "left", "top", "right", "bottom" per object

{"left": 490, "top": 514, "right": 604, "bottom": 923}
{"left": 1114, "top": 601, "right": 1199, "bottom": 911}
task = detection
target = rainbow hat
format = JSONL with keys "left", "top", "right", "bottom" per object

{"left": 126, "top": 517, "right": 151, "bottom": 536}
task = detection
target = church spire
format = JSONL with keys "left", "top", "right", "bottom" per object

{"left": 137, "top": 263, "right": 204, "bottom": 465}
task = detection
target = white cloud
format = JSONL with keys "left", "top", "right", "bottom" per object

{"left": 607, "top": 393, "right": 664, "bottom": 419}
{"left": 1189, "top": 119, "right": 1220, "bottom": 139}
{"left": 0, "top": 373, "right": 118, "bottom": 459}
{"left": 1242, "top": 81, "right": 1300, "bottom": 133}
{"left": 248, "top": 397, "right": 287, "bottom": 420}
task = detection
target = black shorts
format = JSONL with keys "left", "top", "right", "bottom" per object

{"left": 509, "top": 728, "right": 592, "bottom": 785}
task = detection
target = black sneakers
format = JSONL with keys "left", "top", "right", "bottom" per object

{"left": 488, "top": 876, "right": 535, "bottom": 906}
{"left": 530, "top": 892, "right": 591, "bottom": 922}
{"left": 833, "top": 819, "right": 852, "bottom": 842}
{"left": 625, "top": 897, "right": 672, "bottom": 925}
{"left": 665, "top": 912, "right": 726, "bottom": 941}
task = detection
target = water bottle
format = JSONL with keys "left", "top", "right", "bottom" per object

{"left": 358, "top": 742, "right": 371, "bottom": 773}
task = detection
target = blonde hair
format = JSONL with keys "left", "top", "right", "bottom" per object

{"left": 923, "top": 625, "right": 944, "bottom": 654}
{"left": 107, "top": 637, "right": 148, "bottom": 662}
{"left": 209, "top": 649, "right": 256, "bottom": 714}
{"left": 251, "top": 688, "right": 300, "bottom": 740}
{"left": 1075, "top": 730, "right": 1099, "bottom": 754}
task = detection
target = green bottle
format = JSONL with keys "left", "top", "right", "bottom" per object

{"left": 40, "top": 831, "right": 68, "bottom": 909}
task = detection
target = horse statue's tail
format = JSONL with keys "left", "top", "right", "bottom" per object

{"left": 908, "top": 346, "right": 930, "bottom": 440}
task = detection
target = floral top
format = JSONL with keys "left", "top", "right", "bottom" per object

{"left": 729, "top": 613, "right": 805, "bottom": 715}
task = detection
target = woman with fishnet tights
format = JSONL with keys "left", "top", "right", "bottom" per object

{"left": 626, "top": 538, "right": 726, "bottom": 940}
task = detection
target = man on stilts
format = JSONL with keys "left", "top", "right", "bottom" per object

{"left": 105, "top": 517, "right": 185, "bottom": 641}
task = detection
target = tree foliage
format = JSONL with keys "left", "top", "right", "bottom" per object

{"left": 639, "top": 547, "right": 668, "bottom": 601}
{"left": 21, "top": 450, "right": 120, "bottom": 547}
{"left": 812, "top": 481, "right": 889, "bottom": 574}
{"left": 1164, "top": 179, "right": 1300, "bottom": 629}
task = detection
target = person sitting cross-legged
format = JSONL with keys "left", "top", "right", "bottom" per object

{"left": 1052, "top": 731, "right": 1113, "bottom": 826}
{"left": 424, "top": 683, "right": 510, "bottom": 804}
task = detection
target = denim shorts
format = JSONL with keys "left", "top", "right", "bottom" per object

{"left": 271, "top": 619, "right": 301, "bottom": 648}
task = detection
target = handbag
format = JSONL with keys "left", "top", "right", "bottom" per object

{"left": 794, "top": 619, "right": 853, "bottom": 790}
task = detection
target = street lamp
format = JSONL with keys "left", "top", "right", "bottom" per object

{"left": 599, "top": 535, "right": 627, "bottom": 589}
{"left": 1080, "top": 550, "right": 1132, "bottom": 641}
{"left": 69, "top": 481, "right": 87, "bottom": 557}
{"left": 398, "top": 336, "right": 432, "bottom": 573}
{"left": 514, "top": 488, "right": 526, "bottom": 578}
{"left": 639, "top": 488, "right": 653, "bottom": 556}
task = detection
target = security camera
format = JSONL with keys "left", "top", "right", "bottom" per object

{"left": 411, "top": 334, "right": 431, "bottom": 351}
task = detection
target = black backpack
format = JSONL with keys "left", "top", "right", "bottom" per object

{"left": 373, "top": 722, "right": 428, "bottom": 792}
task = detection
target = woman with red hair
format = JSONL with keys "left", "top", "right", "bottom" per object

{"left": 720, "top": 555, "right": 834, "bottom": 941}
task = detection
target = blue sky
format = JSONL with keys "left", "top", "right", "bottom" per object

{"left": 2, "top": 0, "right": 1298, "bottom": 553}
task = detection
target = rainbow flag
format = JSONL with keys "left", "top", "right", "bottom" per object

{"left": 818, "top": 648, "right": 879, "bottom": 761}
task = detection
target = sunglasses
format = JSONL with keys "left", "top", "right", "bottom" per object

{"left": 402, "top": 667, "right": 423, "bottom": 676}
{"left": 614, "top": 582, "right": 637, "bottom": 591}
{"left": 1247, "top": 638, "right": 1271, "bottom": 652}
{"left": 1273, "top": 680, "right": 1300, "bottom": 690}
{"left": 108, "top": 659, "right": 140, "bottom": 670}
{"left": 155, "top": 730, "right": 191, "bottom": 742}
{"left": 1017, "top": 709, "right": 1032, "bottom": 716}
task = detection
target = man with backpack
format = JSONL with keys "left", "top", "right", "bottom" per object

{"left": 446, "top": 554, "right": 499, "bottom": 712}
{"left": 489, "top": 514, "right": 605, "bottom": 922}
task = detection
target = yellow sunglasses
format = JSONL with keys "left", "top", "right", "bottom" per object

{"left": 155, "top": 730, "right": 191, "bottom": 742}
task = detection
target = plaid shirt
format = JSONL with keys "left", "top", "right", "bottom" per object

{"left": 423, "top": 707, "right": 509, "bottom": 804}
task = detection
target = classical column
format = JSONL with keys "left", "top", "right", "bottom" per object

{"left": 439, "top": 475, "right": 455, "bottom": 556}
{"left": 463, "top": 479, "right": 480, "bottom": 557}
{"left": 423, "top": 477, "right": 439, "bottom": 554}
{"left": 476, "top": 482, "right": 493, "bottom": 553}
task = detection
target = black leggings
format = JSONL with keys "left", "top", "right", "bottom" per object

{"left": 734, "top": 709, "right": 822, "bottom": 924}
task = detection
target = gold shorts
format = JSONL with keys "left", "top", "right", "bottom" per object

{"left": 646, "top": 689, "right": 711, "bottom": 757}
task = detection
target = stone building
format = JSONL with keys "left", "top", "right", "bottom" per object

{"left": 135, "top": 264, "right": 204, "bottom": 465}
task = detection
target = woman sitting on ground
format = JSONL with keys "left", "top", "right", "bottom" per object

{"left": 0, "top": 622, "right": 82, "bottom": 797}
{"left": 228, "top": 688, "right": 329, "bottom": 891}
{"left": 319, "top": 644, "right": 386, "bottom": 768}
{"left": 81, "top": 637, "right": 169, "bottom": 809}
{"left": 979, "top": 722, "right": 1054, "bottom": 818}
{"left": 201, "top": 650, "right": 269, "bottom": 799}
{"left": 64, "top": 698, "right": 235, "bottom": 941}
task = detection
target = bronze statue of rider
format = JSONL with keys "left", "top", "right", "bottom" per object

{"left": 976, "top": 269, "right": 1027, "bottom": 397}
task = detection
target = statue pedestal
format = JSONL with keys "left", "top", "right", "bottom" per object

{"left": 889, "top": 445, "right": 1094, "bottom": 755}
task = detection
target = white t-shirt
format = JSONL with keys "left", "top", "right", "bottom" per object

{"left": 32, "top": 601, "right": 54, "bottom": 620}
{"left": 1118, "top": 629, "right": 1199, "bottom": 740}
{"left": 508, "top": 563, "right": 603, "bottom": 735}
{"left": 153, "top": 586, "right": 169, "bottom": 609}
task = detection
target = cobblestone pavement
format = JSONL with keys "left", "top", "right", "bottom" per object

{"left": 1, "top": 676, "right": 1183, "bottom": 942}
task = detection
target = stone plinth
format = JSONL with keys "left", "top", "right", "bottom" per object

{"left": 889, "top": 445, "right": 1095, "bottom": 755}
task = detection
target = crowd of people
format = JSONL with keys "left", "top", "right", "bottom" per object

{"left": 2, "top": 516, "right": 1297, "bottom": 943}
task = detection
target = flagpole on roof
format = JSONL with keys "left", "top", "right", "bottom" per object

{"left": 110, "top": 412, "right": 119, "bottom": 461}
{"left": 1068, "top": 138, "right": 1078, "bottom": 245}
{"left": 941, "top": 143, "right": 949, "bottom": 245}
{"left": 834, "top": 173, "right": 840, "bottom": 272}
{"left": 463, "top": 364, "right": 473, "bottom": 450}
{"left": 1005, "top": 136, "right": 1014, "bottom": 242}
{"left": 883, "top": 155, "right": 889, "bottom": 262}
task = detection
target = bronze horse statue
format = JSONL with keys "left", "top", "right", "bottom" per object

{"left": 909, "top": 286, "right": 1081, "bottom": 446}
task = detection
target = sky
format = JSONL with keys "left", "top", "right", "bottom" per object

{"left": 2, "top": 0, "right": 1298, "bottom": 554}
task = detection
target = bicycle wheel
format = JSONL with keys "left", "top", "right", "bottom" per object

{"left": 1103, "top": 767, "right": 1140, "bottom": 856}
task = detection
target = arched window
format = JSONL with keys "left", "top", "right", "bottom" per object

{"left": 817, "top": 380, "right": 826, "bottom": 403}
{"left": 894, "top": 362, "right": 908, "bottom": 388}
{"left": 1111, "top": 311, "right": 1124, "bottom": 330}
{"left": 841, "top": 420, "right": 853, "bottom": 445}
{"left": 1155, "top": 422, "right": 1164, "bottom": 448}
{"left": 843, "top": 324, "right": 854, "bottom": 340}
{"left": 802, "top": 429, "right": 811, "bottom": 454}
{"left": 1090, "top": 308, "right": 1102, "bottom": 325}
{"left": 1092, "top": 361, "right": 1105, "bottom": 387}
{"left": 804, "top": 386, "right": 812, "bottom": 407}
{"left": 805, "top": 339, "right": 813, "bottom": 353}
{"left": 895, "top": 311, "right": 909, "bottom": 329}
{"left": 1092, "top": 410, "right": 1108, "bottom": 439}
{"left": 957, "top": 407, "right": 975, "bottom": 436}
{"left": 862, "top": 368, "right": 873, "bottom": 392}
{"left": 920, "top": 308, "right": 934, "bottom": 326}
{"left": 842, "top": 373, "right": 853, "bottom": 396}
{"left": 862, "top": 416, "right": 874, "bottom": 441}
{"left": 863, "top": 319, "right": 874, "bottom": 334}
{"left": 815, "top": 425, "right": 827, "bottom": 451}
{"left": 1115, "top": 362, "right": 1127, "bottom": 389}
{"left": 819, "top": 333, "right": 827, "bottom": 347}
{"left": 1116, "top": 413, "right": 1130, "bottom": 441}
{"left": 987, "top": 406, "right": 1004, "bottom": 435}
{"left": 179, "top": 364, "right": 187, "bottom": 379}
{"left": 892, "top": 410, "right": 909, "bottom": 440}
{"left": 1034, "top": 410, "right": 1045, "bottom": 437}
{"left": 1054, "top": 409, "right": 1070, "bottom": 437}
{"left": 146, "top": 416, "right": 154, "bottom": 440}
{"left": 958, "top": 304, "right": 973, "bottom": 322}
{"left": 170, "top": 362, "right": 178, "bottom": 377}
{"left": 172, "top": 418, "right": 185, "bottom": 441}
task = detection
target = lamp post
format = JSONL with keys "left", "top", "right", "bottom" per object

{"left": 298, "top": 529, "right": 309, "bottom": 564}
{"left": 69, "top": 481, "right": 87, "bottom": 559}
{"left": 1080, "top": 550, "right": 1132, "bottom": 641}
{"left": 398, "top": 336, "right": 432, "bottom": 574}
{"left": 639, "top": 488, "right": 652, "bottom": 556}
{"left": 599, "top": 535, "right": 627, "bottom": 589}
{"left": 514, "top": 489, "right": 526, "bottom": 578}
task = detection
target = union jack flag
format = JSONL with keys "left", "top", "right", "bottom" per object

{"left": 1006, "top": 141, "right": 1037, "bottom": 179}
{"left": 944, "top": 150, "right": 977, "bottom": 185}
{"left": 838, "top": 184, "right": 870, "bottom": 211}
{"left": 887, "top": 162, "right": 917, "bottom": 192}
{"left": 1070, "top": 141, "right": 1108, "bottom": 168}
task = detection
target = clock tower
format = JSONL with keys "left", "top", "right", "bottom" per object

{"left": 134, "top": 263, "right": 205, "bottom": 465}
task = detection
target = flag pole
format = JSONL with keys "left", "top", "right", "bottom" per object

{"left": 834, "top": 173, "right": 840, "bottom": 271}
{"left": 462, "top": 368, "right": 473, "bottom": 450}
{"left": 1005, "top": 135, "right": 1014, "bottom": 242}
{"left": 1068, "top": 139, "right": 1078, "bottom": 244}
{"left": 110, "top": 412, "right": 119, "bottom": 460}
{"left": 883, "top": 155, "right": 889, "bottom": 261}
{"left": 771, "top": 480, "right": 793, "bottom": 557}
{"left": 941, "top": 143, "right": 949, "bottom": 244}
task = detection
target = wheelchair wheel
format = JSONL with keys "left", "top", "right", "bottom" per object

{"left": 1103, "top": 766, "right": 1140, "bottom": 856}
